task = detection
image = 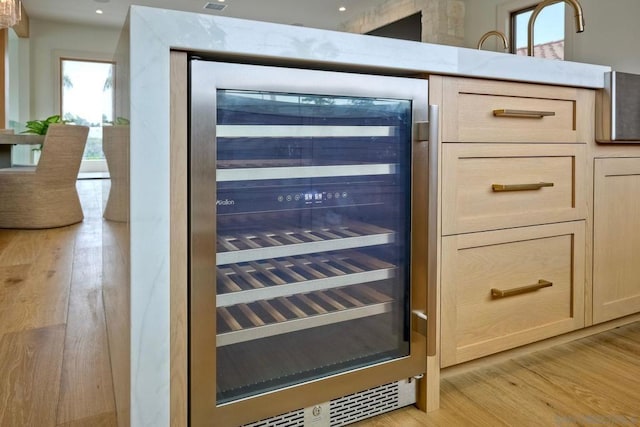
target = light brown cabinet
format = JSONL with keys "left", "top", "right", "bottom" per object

{"left": 441, "top": 222, "right": 585, "bottom": 367}
{"left": 442, "top": 143, "right": 586, "bottom": 235}
{"left": 432, "top": 75, "right": 591, "bottom": 368}
{"left": 593, "top": 157, "right": 640, "bottom": 323}
{"left": 439, "top": 76, "right": 590, "bottom": 144}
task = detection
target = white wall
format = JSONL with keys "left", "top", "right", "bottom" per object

{"left": 8, "top": 29, "right": 29, "bottom": 131}
{"left": 464, "top": 0, "right": 640, "bottom": 73}
{"left": 28, "top": 19, "right": 121, "bottom": 120}
{"left": 8, "top": 30, "right": 31, "bottom": 164}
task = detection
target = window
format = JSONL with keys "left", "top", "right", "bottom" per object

{"left": 60, "top": 58, "right": 115, "bottom": 168}
{"left": 510, "top": 2, "right": 565, "bottom": 59}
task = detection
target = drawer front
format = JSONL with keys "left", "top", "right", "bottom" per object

{"left": 442, "top": 144, "right": 586, "bottom": 235}
{"left": 441, "top": 222, "right": 585, "bottom": 367}
{"left": 441, "top": 77, "right": 587, "bottom": 143}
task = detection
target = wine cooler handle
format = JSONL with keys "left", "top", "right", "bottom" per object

{"left": 427, "top": 104, "right": 439, "bottom": 358}
{"left": 412, "top": 310, "right": 428, "bottom": 337}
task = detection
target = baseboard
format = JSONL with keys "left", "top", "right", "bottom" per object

{"left": 441, "top": 313, "right": 640, "bottom": 379}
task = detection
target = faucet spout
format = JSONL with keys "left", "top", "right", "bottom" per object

{"left": 477, "top": 30, "right": 509, "bottom": 51}
{"left": 527, "top": 0, "right": 585, "bottom": 57}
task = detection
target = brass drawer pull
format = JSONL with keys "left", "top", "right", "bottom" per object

{"left": 493, "top": 109, "right": 556, "bottom": 119}
{"left": 492, "top": 182, "right": 554, "bottom": 192}
{"left": 491, "top": 279, "right": 553, "bottom": 298}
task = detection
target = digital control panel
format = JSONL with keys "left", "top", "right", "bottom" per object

{"left": 216, "top": 180, "right": 393, "bottom": 215}
{"left": 277, "top": 191, "right": 349, "bottom": 205}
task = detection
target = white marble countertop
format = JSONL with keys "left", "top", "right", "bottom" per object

{"left": 125, "top": 6, "right": 610, "bottom": 426}
{"left": 131, "top": 5, "right": 609, "bottom": 88}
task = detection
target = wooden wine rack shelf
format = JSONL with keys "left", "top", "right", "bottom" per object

{"left": 216, "top": 220, "right": 395, "bottom": 265}
{"left": 216, "top": 163, "right": 397, "bottom": 182}
{"left": 217, "top": 250, "right": 396, "bottom": 307}
{"left": 218, "top": 159, "right": 313, "bottom": 168}
{"left": 215, "top": 218, "right": 399, "bottom": 346}
{"left": 216, "top": 283, "right": 394, "bottom": 347}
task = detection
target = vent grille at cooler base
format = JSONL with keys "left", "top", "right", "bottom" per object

{"left": 329, "top": 382, "right": 399, "bottom": 426}
{"left": 241, "top": 379, "right": 415, "bottom": 427}
{"left": 243, "top": 409, "right": 305, "bottom": 427}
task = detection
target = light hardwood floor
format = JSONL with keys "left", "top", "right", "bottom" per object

{"left": 1, "top": 180, "right": 640, "bottom": 427}
{"left": 357, "top": 322, "right": 640, "bottom": 426}
{"left": 0, "top": 179, "right": 116, "bottom": 427}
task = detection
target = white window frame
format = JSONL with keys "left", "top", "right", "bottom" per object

{"left": 496, "top": 0, "right": 573, "bottom": 60}
{"left": 53, "top": 49, "right": 116, "bottom": 174}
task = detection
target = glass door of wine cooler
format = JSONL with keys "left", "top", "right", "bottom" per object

{"left": 190, "top": 60, "right": 429, "bottom": 426}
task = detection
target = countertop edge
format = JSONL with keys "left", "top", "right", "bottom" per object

{"left": 130, "top": 5, "right": 610, "bottom": 88}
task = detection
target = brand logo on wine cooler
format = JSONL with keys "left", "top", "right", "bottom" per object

{"left": 216, "top": 199, "right": 235, "bottom": 206}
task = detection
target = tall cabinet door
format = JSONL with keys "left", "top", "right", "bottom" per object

{"left": 593, "top": 157, "right": 640, "bottom": 323}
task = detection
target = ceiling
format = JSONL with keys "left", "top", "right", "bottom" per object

{"left": 20, "top": 0, "right": 391, "bottom": 30}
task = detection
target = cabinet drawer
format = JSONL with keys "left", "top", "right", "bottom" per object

{"left": 441, "top": 222, "right": 585, "bottom": 367}
{"left": 441, "top": 77, "right": 587, "bottom": 143}
{"left": 442, "top": 144, "right": 586, "bottom": 235}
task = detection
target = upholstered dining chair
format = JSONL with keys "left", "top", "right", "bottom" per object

{"left": 0, "top": 124, "right": 90, "bottom": 229}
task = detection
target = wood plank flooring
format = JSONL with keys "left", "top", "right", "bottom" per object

{"left": 1, "top": 180, "right": 640, "bottom": 426}
{"left": 356, "top": 321, "right": 640, "bottom": 427}
{"left": 0, "top": 179, "right": 116, "bottom": 427}
{"left": 0, "top": 325, "right": 66, "bottom": 426}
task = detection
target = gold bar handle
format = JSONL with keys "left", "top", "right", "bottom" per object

{"left": 492, "top": 182, "right": 554, "bottom": 192}
{"left": 493, "top": 109, "right": 556, "bottom": 119}
{"left": 491, "top": 279, "right": 553, "bottom": 298}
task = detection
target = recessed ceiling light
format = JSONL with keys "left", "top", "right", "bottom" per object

{"left": 339, "top": 6, "right": 346, "bottom": 12}
{"left": 218, "top": 0, "right": 225, "bottom": 2}
{"left": 96, "top": 9, "right": 104, "bottom": 14}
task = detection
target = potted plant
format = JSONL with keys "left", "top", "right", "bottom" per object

{"left": 104, "top": 116, "right": 130, "bottom": 126}
{"left": 22, "top": 115, "right": 64, "bottom": 163}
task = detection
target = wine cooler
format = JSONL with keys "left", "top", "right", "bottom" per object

{"left": 189, "top": 60, "right": 432, "bottom": 426}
